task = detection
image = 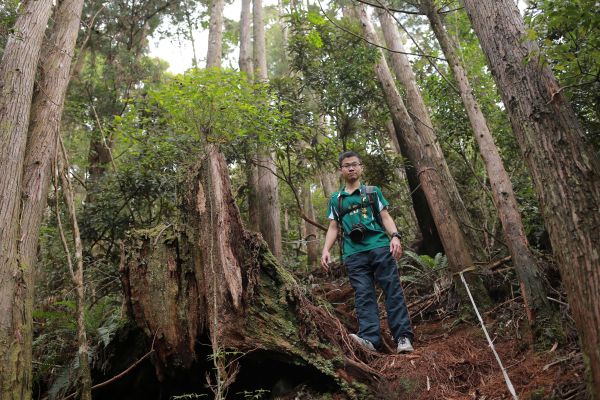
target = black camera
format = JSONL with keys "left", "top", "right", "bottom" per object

{"left": 348, "top": 224, "right": 366, "bottom": 243}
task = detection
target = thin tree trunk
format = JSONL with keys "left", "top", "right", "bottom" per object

{"left": 57, "top": 144, "right": 93, "bottom": 400}
{"left": 302, "top": 184, "right": 319, "bottom": 269}
{"left": 0, "top": 0, "right": 54, "bottom": 397}
{"left": 206, "top": 0, "right": 224, "bottom": 68}
{"left": 376, "top": 7, "right": 483, "bottom": 260}
{"left": 357, "top": 5, "right": 489, "bottom": 304}
{"left": 418, "top": 0, "right": 556, "bottom": 339}
{"left": 184, "top": 3, "right": 199, "bottom": 68}
{"left": 462, "top": 0, "right": 600, "bottom": 392}
{"left": 254, "top": 0, "right": 283, "bottom": 261}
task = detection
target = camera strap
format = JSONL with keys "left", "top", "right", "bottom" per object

{"left": 337, "top": 185, "right": 384, "bottom": 229}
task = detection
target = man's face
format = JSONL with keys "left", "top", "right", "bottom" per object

{"left": 339, "top": 156, "right": 363, "bottom": 182}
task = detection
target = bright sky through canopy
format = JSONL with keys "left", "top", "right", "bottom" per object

{"left": 149, "top": 0, "right": 278, "bottom": 74}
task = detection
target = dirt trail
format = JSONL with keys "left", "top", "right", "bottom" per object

{"left": 368, "top": 320, "right": 585, "bottom": 399}
{"left": 313, "top": 272, "right": 586, "bottom": 400}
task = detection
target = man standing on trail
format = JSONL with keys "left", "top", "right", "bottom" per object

{"left": 321, "top": 151, "right": 414, "bottom": 353}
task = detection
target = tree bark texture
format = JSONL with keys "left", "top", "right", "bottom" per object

{"left": 239, "top": 0, "right": 260, "bottom": 232}
{"left": 377, "top": 8, "right": 483, "bottom": 260}
{"left": 461, "top": 0, "right": 600, "bottom": 392}
{"left": 21, "top": 0, "right": 85, "bottom": 303}
{"left": 418, "top": 0, "right": 555, "bottom": 336}
{"left": 0, "top": 0, "right": 54, "bottom": 397}
{"left": 253, "top": 0, "right": 283, "bottom": 260}
{"left": 120, "top": 156, "right": 372, "bottom": 396}
{"left": 257, "top": 153, "right": 283, "bottom": 261}
{"left": 357, "top": 5, "right": 489, "bottom": 304}
{"left": 239, "top": 0, "right": 254, "bottom": 78}
{"left": 206, "top": 0, "right": 225, "bottom": 69}
{"left": 253, "top": 0, "right": 268, "bottom": 82}
{"left": 244, "top": 155, "right": 261, "bottom": 231}
{"left": 385, "top": 120, "right": 443, "bottom": 257}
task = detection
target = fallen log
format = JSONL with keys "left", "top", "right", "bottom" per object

{"left": 119, "top": 153, "right": 374, "bottom": 398}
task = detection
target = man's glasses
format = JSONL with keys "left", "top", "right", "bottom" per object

{"left": 341, "top": 162, "right": 362, "bottom": 169}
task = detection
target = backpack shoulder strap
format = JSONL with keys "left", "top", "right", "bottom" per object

{"left": 365, "top": 186, "right": 384, "bottom": 228}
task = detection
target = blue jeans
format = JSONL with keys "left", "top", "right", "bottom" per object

{"left": 345, "top": 246, "right": 413, "bottom": 348}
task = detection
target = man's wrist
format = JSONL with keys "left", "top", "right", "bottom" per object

{"left": 390, "top": 232, "right": 402, "bottom": 241}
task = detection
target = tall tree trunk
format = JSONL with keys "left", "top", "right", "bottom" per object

{"left": 239, "top": 0, "right": 254, "bottom": 78}
{"left": 19, "top": 0, "right": 87, "bottom": 396}
{"left": 418, "top": 0, "right": 556, "bottom": 339}
{"left": 21, "top": 0, "right": 85, "bottom": 297}
{"left": 206, "top": 0, "right": 224, "bottom": 69}
{"left": 239, "top": 0, "right": 260, "bottom": 231}
{"left": 0, "top": 0, "right": 54, "bottom": 397}
{"left": 278, "top": 0, "right": 289, "bottom": 71}
{"left": 376, "top": 8, "right": 483, "bottom": 260}
{"left": 253, "top": 0, "right": 267, "bottom": 81}
{"left": 386, "top": 120, "right": 442, "bottom": 256}
{"left": 462, "top": 0, "right": 600, "bottom": 393}
{"left": 357, "top": 5, "right": 489, "bottom": 304}
{"left": 256, "top": 153, "right": 283, "bottom": 260}
{"left": 253, "top": 0, "right": 283, "bottom": 261}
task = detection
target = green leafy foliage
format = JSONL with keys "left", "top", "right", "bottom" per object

{"left": 0, "top": 0, "right": 18, "bottom": 57}
{"left": 151, "top": 68, "right": 286, "bottom": 146}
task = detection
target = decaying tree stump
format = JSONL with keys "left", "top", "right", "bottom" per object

{"left": 120, "top": 150, "right": 373, "bottom": 398}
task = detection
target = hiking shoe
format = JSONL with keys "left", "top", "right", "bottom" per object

{"left": 396, "top": 337, "right": 414, "bottom": 353}
{"left": 349, "top": 334, "right": 375, "bottom": 351}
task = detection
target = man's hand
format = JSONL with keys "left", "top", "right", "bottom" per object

{"left": 390, "top": 237, "right": 403, "bottom": 259}
{"left": 321, "top": 250, "right": 331, "bottom": 271}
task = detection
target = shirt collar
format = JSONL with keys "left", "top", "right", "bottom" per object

{"left": 339, "top": 183, "right": 364, "bottom": 197}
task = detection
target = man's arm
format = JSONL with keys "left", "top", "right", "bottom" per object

{"left": 380, "top": 209, "right": 403, "bottom": 259}
{"left": 320, "top": 219, "right": 339, "bottom": 271}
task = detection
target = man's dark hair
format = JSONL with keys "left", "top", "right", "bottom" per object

{"left": 338, "top": 151, "right": 362, "bottom": 166}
